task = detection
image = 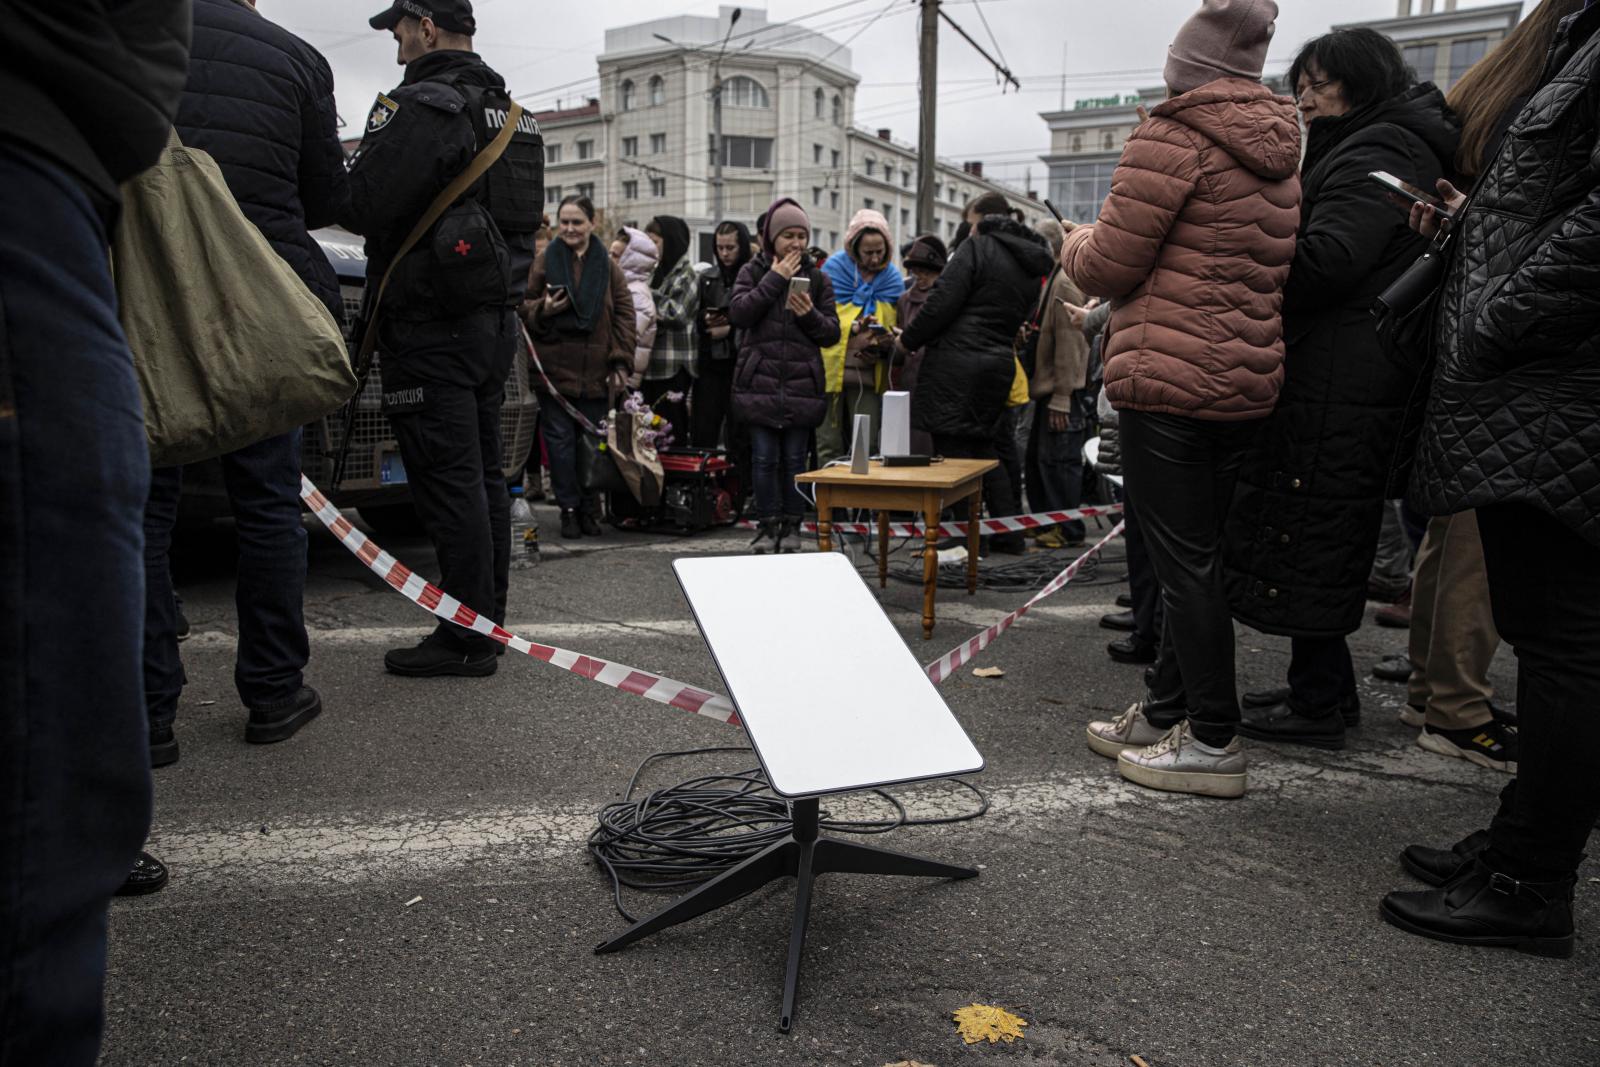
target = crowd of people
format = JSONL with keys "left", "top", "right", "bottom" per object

{"left": 4, "top": 0, "right": 1599, "bottom": 1060}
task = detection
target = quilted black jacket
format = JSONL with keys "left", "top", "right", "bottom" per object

{"left": 175, "top": 0, "right": 347, "bottom": 311}
{"left": 1227, "top": 85, "right": 1458, "bottom": 638}
{"left": 1413, "top": 7, "right": 1600, "bottom": 547}
{"left": 902, "top": 216, "right": 1053, "bottom": 440}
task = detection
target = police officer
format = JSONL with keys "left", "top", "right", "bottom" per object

{"left": 344, "top": 0, "right": 543, "bottom": 677}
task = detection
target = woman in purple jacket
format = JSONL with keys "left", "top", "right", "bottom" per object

{"left": 730, "top": 198, "right": 841, "bottom": 553}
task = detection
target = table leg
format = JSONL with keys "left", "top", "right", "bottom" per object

{"left": 816, "top": 487, "right": 832, "bottom": 553}
{"left": 922, "top": 491, "right": 939, "bottom": 641}
{"left": 967, "top": 482, "right": 982, "bottom": 595}
{"left": 877, "top": 510, "right": 889, "bottom": 589}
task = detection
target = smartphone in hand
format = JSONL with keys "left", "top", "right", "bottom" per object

{"left": 1369, "top": 171, "right": 1452, "bottom": 219}
{"left": 788, "top": 275, "right": 811, "bottom": 299}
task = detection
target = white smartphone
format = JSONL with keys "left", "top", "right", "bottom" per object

{"left": 788, "top": 275, "right": 811, "bottom": 299}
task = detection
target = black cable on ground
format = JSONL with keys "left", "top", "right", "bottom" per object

{"left": 588, "top": 747, "right": 989, "bottom": 923}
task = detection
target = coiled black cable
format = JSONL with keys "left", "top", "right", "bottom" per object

{"left": 588, "top": 747, "right": 989, "bottom": 922}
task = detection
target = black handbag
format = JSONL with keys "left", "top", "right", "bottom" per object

{"left": 577, "top": 430, "right": 629, "bottom": 494}
{"left": 1373, "top": 229, "right": 1454, "bottom": 498}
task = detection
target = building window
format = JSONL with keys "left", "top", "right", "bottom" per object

{"left": 1447, "top": 38, "right": 1488, "bottom": 88}
{"left": 830, "top": 190, "right": 839, "bottom": 210}
{"left": 946, "top": 220, "right": 956, "bottom": 238}
{"left": 900, "top": 207, "right": 910, "bottom": 228}
{"left": 545, "top": 143, "right": 562, "bottom": 164}
{"left": 1101, "top": 131, "right": 1114, "bottom": 150}
{"left": 934, "top": 180, "right": 942, "bottom": 200}
{"left": 623, "top": 179, "right": 639, "bottom": 200}
{"left": 622, "top": 136, "right": 638, "bottom": 157}
{"left": 576, "top": 139, "right": 594, "bottom": 160}
{"left": 649, "top": 75, "right": 665, "bottom": 107}
{"left": 545, "top": 184, "right": 562, "bottom": 203}
{"left": 864, "top": 156, "right": 876, "bottom": 177}
{"left": 620, "top": 79, "right": 636, "bottom": 111}
{"left": 1402, "top": 43, "right": 1438, "bottom": 82}
{"left": 650, "top": 132, "right": 666, "bottom": 154}
{"left": 831, "top": 94, "right": 842, "bottom": 126}
{"left": 864, "top": 197, "right": 874, "bottom": 210}
{"left": 711, "top": 134, "right": 773, "bottom": 169}
{"left": 724, "top": 76, "right": 769, "bottom": 109}
{"left": 813, "top": 143, "right": 823, "bottom": 164}
{"left": 831, "top": 149, "right": 840, "bottom": 169}
{"left": 813, "top": 186, "right": 822, "bottom": 206}
{"left": 902, "top": 169, "right": 912, "bottom": 188}
{"left": 650, "top": 176, "right": 667, "bottom": 197}
{"left": 575, "top": 182, "right": 594, "bottom": 199}
{"left": 1050, "top": 160, "right": 1118, "bottom": 224}
{"left": 1071, "top": 134, "right": 1082, "bottom": 152}
{"left": 814, "top": 88, "right": 825, "bottom": 118}
{"left": 829, "top": 231, "right": 839, "bottom": 248}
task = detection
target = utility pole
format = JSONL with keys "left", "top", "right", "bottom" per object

{"left": 710, "top": 9, "right": 741, "bottom": 225}
{"left": 915, "top": 0, "right": 938, "bottom": 236}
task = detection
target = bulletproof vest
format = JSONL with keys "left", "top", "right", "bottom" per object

{"left": 452, "top": 79, "right": 544, "bottom": 236}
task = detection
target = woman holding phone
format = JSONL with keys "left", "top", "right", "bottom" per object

{"left": 524, "top": 194, "right": 636, "bottom": 539}
{"left": 1223, "top": 28, "right": 1460, "bottom": 751}
{"left": 729, "top": 197, "right": 840, "bottom": 553}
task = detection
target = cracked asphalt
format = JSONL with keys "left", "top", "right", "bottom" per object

{"left": 101, "top": 502, "right": 1600, "bottom": 1066}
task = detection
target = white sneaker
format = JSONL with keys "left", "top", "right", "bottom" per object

{"left": 1399, "top": 704, "right": 1425, "bottom": 728}
{"left": 1086, "top": 702, "right": 1168, "bottom": 759}
{"left": 1117, "top": 721, "right": 1248, "bottom": 799}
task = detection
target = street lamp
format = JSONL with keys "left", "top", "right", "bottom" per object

{"left": 655, "top": 7, "right": 741, "bottom": 226}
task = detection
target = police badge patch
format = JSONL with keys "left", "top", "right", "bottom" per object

{"left": 367, "top": 94, "right": 399, "bottom": 133}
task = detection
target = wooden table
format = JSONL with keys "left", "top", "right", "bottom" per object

{"left": 795, "top": 458, "right": 998, "bottom": 640}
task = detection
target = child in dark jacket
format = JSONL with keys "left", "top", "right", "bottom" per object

{"left": 729, "top": 197, "right": 841, "bottom": 552}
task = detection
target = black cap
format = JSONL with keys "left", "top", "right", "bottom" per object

{"left": 369, "top": 0, "right": 475, "bottom": 35}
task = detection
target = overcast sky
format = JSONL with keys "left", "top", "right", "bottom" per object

{"left": 263, "top": 0, "right": 1525, "bottom": 188}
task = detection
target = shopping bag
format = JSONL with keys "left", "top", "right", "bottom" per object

{"left": 114, "top": 132, "right": 355, "bottom": 467}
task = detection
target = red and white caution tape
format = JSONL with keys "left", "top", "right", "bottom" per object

{"left": 923, "top": 520, "right": 1126, "bottom": 684}
{"left": 738, "top": 502, "right": 1123, "bottom": 539}
{"left": 299, "top": 476, "right": 1122, "bottom": 724}
{"left": 299, "top": 476, "right": 740, "bottom": 727}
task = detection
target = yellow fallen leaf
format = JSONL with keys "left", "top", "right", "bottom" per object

{"left": 952, "top": 1003, "right": 1027, "bottom": 1045}
{"left": 972, "top": 666, "right": 1005, "bottom": 679}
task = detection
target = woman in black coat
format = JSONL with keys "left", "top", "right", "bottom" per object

{"left": 1225, "top": 29, "right": 1460, "bottom": 748}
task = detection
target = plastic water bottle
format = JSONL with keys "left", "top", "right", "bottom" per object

{"left": 523, "top": 521, "right": 541, "bottom": 566}
{"left": 509, "top": 486, "right": 538, "bottom": 567}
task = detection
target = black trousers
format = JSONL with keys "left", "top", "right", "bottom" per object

{"left": 691, "top": 356, "right": 751, "bottom": 503}
{"left": 381, "top": 312, "right": 514, "bottom": 652}
{"left": 643, "top": 367, "right": 692, "bottom": 447}
{"left": 1120, "top": 409, "right": 1260, "bottom": 745}
{"left": 1286, "top": 634, "right": 1355, "bottom": 713}
{"left": 1477, "top": 501, "right": 1600, "bottom": 881}
{"left": 1121, "top": 492, "right": 1163, "bottom": 647}
{"left": 932, "top": 432, "right": 1020, "bottom": 544}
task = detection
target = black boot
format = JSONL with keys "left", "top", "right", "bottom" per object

{"left": 777, "top": 517, "right": 804, "bottom": 553}
{"left": 579, "top": 509, "right": 602, "bottom": 537}
{"left": 750, "top": 519, "right": 779, "bottom": 555}
{"left": 560, "top": 509, "right": 582, "bottom": 539}
{"left": 115, "top": 852, "right": 169, "bottom": 897}
{"left": 246, "top": 685, "right": 323, "bottom": 744}
{"left": 1106, "top": 635, "right": 1157, "bottom": 664}
{"left": 1401, "top": 828, "right": 1491, "bottom": 887}
{"left": 384, "top": 635, "right": 498, "bottom": 678}
{"left": 1380, "top": 858, "right": 1576, "bottom": 958}
{"left": 149, "top": 723, "right": 179, "bottom": 768}
{"left": 1237, "top": 701, "right": 1346, "bottom": 749}
{"left": 1242, "top": 687, "right": 1361, "bottom": 727}
{"left": 1099, "top": 610, "right": 1137, "bottom": 632}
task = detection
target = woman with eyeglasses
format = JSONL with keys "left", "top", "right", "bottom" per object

{"left": 1223, "top": 28, "right": 1459, "bottom": 749}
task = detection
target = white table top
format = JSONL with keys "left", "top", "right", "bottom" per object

{"left": 673, "top": 553, "right": 985, "bottom": 798}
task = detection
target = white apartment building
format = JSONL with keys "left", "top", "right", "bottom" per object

{"left": 1039, "top": 0, "right": 1522, "bottom": 225}
{"left": 533, "top": 6, "right": 1045, "bottom": 262}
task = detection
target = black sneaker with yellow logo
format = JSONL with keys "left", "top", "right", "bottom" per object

{"left": 1417, "top": 719, "right": 1518, "bottom": 773}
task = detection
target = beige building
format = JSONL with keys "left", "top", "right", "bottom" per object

{"left": 533, "top": 6, "right": 1044, "bottom": 262}
{"left": 1039, "top": 0, "right": 1522, "bottom": 225}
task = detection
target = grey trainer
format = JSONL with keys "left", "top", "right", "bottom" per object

{"left": 1117, "top": 721, "right": 1247, "bottom": 798}
{"left": 1086, "top": 702, "right": 1169, "bottom": 759}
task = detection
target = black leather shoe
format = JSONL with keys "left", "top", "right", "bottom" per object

{"left": 1401, "top": 829, "right": 1491, "bottom": 887}
{"left": 246, "top": 685, "right": 323, "bottom": 744}
{"left": 385, "top": 639, "right": 498, "bottom": 679}
{"left": 1372, "top": 652, "right": 1411, "bottom": 682}
{"left": 1106, "top": 635, "right": 1157, "bottom": 664}
{"left": 560, "top": 509, "right": 582, "bottom": 539}
{"left": 1237, "top": 701, "right": 1346, "bottom": 749}
{"left": 1242, "top": 688, "right": 1360, "bottom": 727}
{"left": 115, "top": 851, "right": 169, "bottom": 897}
{"left": 1380, "top": 858, "right": 1575, "bottom": 958}
{"left": 149, "top": 724, "right": 179, "bottom": 768}
{"left": 1116, "top": 593, "right": 1134, "bottom": 608}
{"left": 579, "top": 510, "right": 602, "bottom": 536}
{"left": 1490, "top": 700, "right": 1517, "bottom": 728}
{"left": 1099, "top": 609, "right": 1137, "bottom": 632}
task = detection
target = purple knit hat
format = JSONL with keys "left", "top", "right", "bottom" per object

{"left": 762, "top": 197, "right": 811, "bottom": 252}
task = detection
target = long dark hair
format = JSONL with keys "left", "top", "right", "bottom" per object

{"left": 645, "top": 215, "right": 691, "bottom": 289}
{"left": 1448, "top": 0, "right": 1583, "bottom": 179}
{"left": 1288, "top": 28, "right": 1411, "bottom": 113}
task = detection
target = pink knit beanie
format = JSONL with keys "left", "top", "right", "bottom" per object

{"left": 1164, "top": 0, "right": 1278, "bottom": 96}
{"left": 763, "top": 198, "right": 811, "bottom": 249}
{"left": 844, "top": 208, "right": 892, "bottom": 258}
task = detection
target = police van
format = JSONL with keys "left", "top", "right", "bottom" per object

{"left": 179, "top": 226, "right": 540, "bottom": 535}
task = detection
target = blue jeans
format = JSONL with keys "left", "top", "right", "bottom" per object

{"left": 540, "top": 394, "right": 608, "bottom": 512}
{"left": 0, "top": 145, "right": 152, "bottom": 1065}
{"left": 1025, "top": 403, "right": 1086, "bottom": 541}
{"left": 749, "top": 425, "right": 810, "bottom": 520}
{"left": 143, "top": 431, "right": 310, "bottom": 726}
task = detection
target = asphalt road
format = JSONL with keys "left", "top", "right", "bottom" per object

{"left": 101, "top": 502, "right": 1600, "bottom": 1066}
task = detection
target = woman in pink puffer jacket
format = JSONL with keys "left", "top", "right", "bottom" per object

{"left": 613, "top": 226, "right": 659, "bottom": 387}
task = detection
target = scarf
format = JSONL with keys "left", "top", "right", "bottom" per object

{"left": 821, "top": 249, "right": 905, "bottom": 313}
{"left": 542, "top": 234, "right": 608, "bottom": 335}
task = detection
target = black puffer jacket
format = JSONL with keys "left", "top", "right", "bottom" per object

{"left": 0, "top": 0, "right": 191, "bottom": 222}
{"left": 176, "top": 0, "right": 347, "bottom": 312}
{"left": 1413, "top": 7, "right": 1600, "bottom": 548}
{"left": 729, "top": 253, "right": 840, "bottom": 430}
{"left": 1227, "top": 84, "right": 1459, "bottom": 637}
{"left": 902, "top": 216, "right": 1053, "bottom": 439}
